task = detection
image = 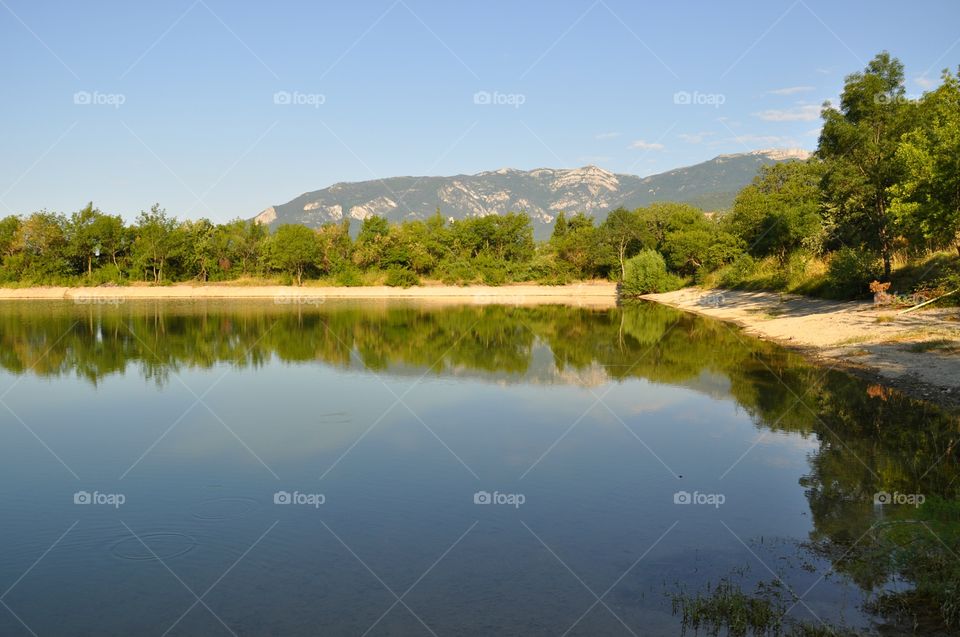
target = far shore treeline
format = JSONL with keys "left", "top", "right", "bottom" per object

{"left": 2, "top": 52, "right": 958, "bottom": 300}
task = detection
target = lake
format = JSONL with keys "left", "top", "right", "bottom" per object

{"left": 0, "top": 300, "right": 957, "bottom": 636}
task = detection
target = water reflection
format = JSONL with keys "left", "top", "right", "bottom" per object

{"left": 0, "top": 299, "right": 957, "bottom": 635}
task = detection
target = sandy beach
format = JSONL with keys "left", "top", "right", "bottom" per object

{"left": 644, "top": 288, "right": 960, "bottom": 409}
{"left": 0, "top": 281, "right": 619, "bottom": 307}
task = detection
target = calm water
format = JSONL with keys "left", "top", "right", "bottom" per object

{"left": 0, "top": 300, "right": 957, "bottom": 636}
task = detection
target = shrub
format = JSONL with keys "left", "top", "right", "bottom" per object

{"left": 718, "top": 254, "right": 757, "bottom": 288}
{"left": 621, "top": 249, "right": 682, "bottom": 296}
{"left": 435, "top": 259, "right": 479, "bottom": 285}
{"left": 334, "top": 266, "right": 363, "bottom": 287}
{"left": 384, "top": 267, "right": 420, "bottom": 288}
{"left": 825, "top": 247, "right": 881, "bottom": 299}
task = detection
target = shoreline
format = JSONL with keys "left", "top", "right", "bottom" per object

{"left": 0, "top": 282, "right": 619, "bottom": 308}
{"left": 643, "top": 288, "right": 960, "bottom": 411}
{"left": 4, "top": 282, "right": 956, "bottom": 409}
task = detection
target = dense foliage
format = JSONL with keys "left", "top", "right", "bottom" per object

{"left": 1, "top": 52, "right": 957, "bottom": 299}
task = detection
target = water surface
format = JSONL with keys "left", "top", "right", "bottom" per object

{"left": 0, "top": 300, "right": 957, "bottom": 635}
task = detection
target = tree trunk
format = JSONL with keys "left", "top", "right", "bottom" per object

{"left": 619, "top": 243, "right": 626, "bottom": 280}
{"left": 87, "top": 255, "right": 92, "bottom": 277}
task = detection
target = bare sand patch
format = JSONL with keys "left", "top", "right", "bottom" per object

{"left": 0, "top": 282, "right": 618, "bottom": 308}
{"left": 644, "top": 288, "right": 960, "bottom": 409}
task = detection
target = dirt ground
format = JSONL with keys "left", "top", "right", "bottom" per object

{"left": 644, "top": 288, "right": 960, "bottom": 410}
{"left": 0, "top": 282, "right": 618, "bottom": 308}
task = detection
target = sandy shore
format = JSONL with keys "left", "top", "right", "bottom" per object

{"left": 644, "top": 288, "right": 960, "bottom": 409}
{"left": 0, "top": 282, "right": 619, "bottom": 308}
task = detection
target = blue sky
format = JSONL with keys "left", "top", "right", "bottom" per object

{"left": 1, "top": 0, "right": 958, "bottom": 222}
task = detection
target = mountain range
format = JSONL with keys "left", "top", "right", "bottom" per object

{"left": 253, "top": 148, "right": 811, "bottom": 238}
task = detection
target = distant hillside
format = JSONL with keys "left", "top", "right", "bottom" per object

{"left": 253, "top": 149, "right": 811, "bottom": 238}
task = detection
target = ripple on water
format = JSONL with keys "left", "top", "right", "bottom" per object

{"left": 111, "top": 532, "right": 198, "bottom": 562}
{"left": 192, "top": 496, "right": 259, "bottom": 521}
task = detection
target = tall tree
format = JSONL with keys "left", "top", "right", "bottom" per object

{"left": 266, "top": 224, "right": 321, "bottom": 285}
{"left": 893, "top": 67, "right": 960, "bottom": 255}
{"left": 599, "top": 207, "right": 641, "bottom": 279}
{"left": 132, "top": 204, "right": 180, "bottom": 283}
{"left": 11, "top": 212, "right": 69, "bottom": 278}
{"left": 818, "top": 51, "right": 918, "bottom": 277}
{"left": 727, "top": 161, "right": 824, "bottom": 263}
{"left": 66, "top": 203, "right": 125, "bottom": 276}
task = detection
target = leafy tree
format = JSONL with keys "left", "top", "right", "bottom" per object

{"left": 131, "top": 205, "right": 180, "bottom": 283}
{"left": 727, "top": 161, "right": 824, "bottom": 263}
{"left": 180, "top": 218, "right": 219, "bottom": 281}
{"left": 94, "top": 213, "right": 127, "bottom": 272}
{"left": 621, "top": 249, "right": 681, "bottom": 295}
{"left": 66, "top": 203, "right": 126, "bottom": 277}
{"left": 451, "top": 212, "right": 534, "bottom": 262}
{"left": 893, "top": 67, "right": 960, "bottom": 256}
{"left": 315, "top": 219, "right": 353, "bottom": 274}
{"left": 227, "top": 219, "right": 267, "bottom": 275}
{"left": 0, "top": 216, "right": 21, "bottom": 259}
{"left": 353, "top": 216, "right": 392, "bottom": 269}
{"left": 636, "top": 203, "right": 702, "bottom": 252}
{"left": 11, "top": 211, "right": 69, "bottom": 279}
{"left": 266, "top": 224, "right": 321, "bottom": 285}
{"left": 550, "top": 212, "right": 600, "bottom": 278}
{"left": 818, "top": 51, "right": 919, "bottom": 277}
{"left": 599, "top": 207, "right": 642, "bottom": 279}
{"left": 551, "top": 212, "right": 568, "bottom": 240}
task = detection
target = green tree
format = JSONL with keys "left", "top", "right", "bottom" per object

{"left": 599, "top": 207, "right": 642, "bottom": 279}
{"left": 893, "top": 67, "right": 960, "bottom": 255}
{"left": 551, "top": 212, "right": 599, "bottom": 278}
{"left": 131, "top": 204, "right": 180, "bottom": 283}
{"left": 818, "top": 51, "right": 919, "bottom": 277}
{"left": 10, "top": 212, "right": 69, "bottom": 279}
{"left": 621, "top": 249, "right": 681, "bottom": 295}
{"left": 0, "top": 216, "right": 22, "bottom": 259}
{"left": 66, "top": 203, "right": 126, "bottom": 277}
{"left": 314, "top": 218, "right": 353, "bottom": 274}
{"left": 266, "top": 224, "right": 321, "bottom": 285}
{"left": 727, "top": 161, "right": 824, "bottom": 263}
{"left": 551, "top": 211, "right": 568, "bottom": 240}
{"left": 353, "top": 216, "right": 392, "bottom": 269}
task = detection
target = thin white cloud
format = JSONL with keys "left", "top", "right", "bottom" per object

{"left": 753, "top": 104, "right": 820, "bottom": 122}
{"left": 629, "top": 140, "right": 665, "bottom": 151}
{"left": 768, "top": 85, "right": 814, "bottom": 96}
{"left": 678, "top": 131, "right": 715, "bottom": 144}
{"left": 595, "top": 132, "right": 620, "bottom": 140}
{"left": 915, "top": 75, "right": 937, "bottom": 89}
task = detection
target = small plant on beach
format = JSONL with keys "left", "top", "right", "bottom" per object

{"left": 384, "top": 267, "right": 420, "bottom": 288}
{"left": 621, "top": 249, "right": 683, "bottom": 296}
